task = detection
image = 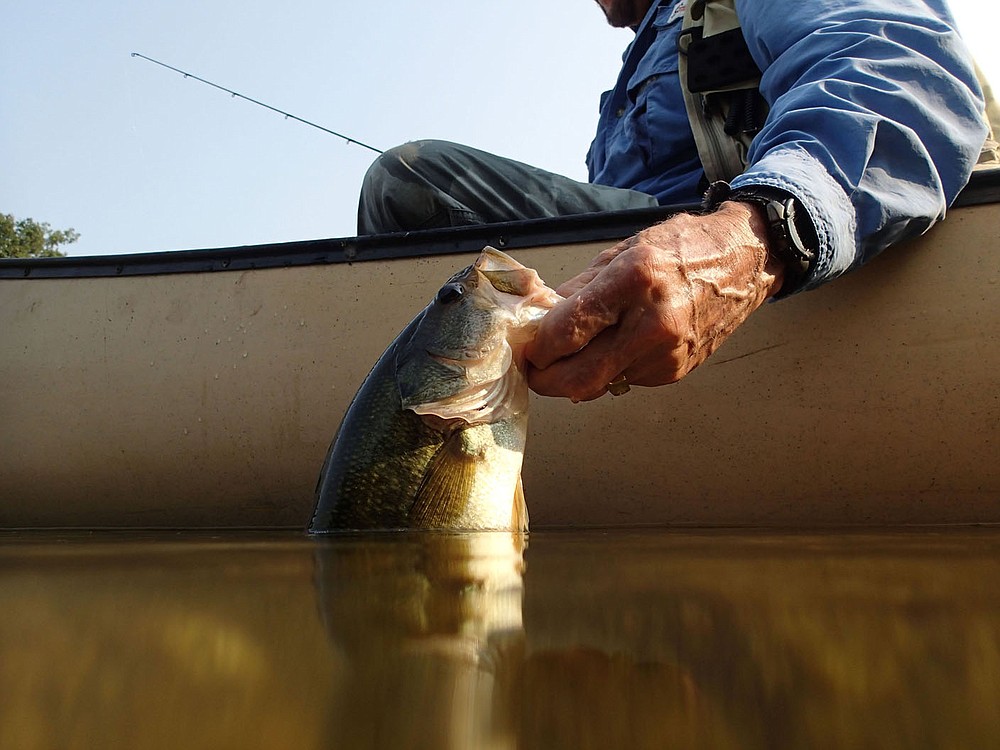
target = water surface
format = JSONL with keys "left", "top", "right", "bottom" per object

{"left": 2, "top": 527, "right": 999, "bottom": 749}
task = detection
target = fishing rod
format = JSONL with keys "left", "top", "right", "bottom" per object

{"left": 130, "top": 52, "right": 383, "bottom": 154}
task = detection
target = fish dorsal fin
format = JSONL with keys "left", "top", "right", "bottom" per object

{"left": 512, "top": 474, "right": 528, "bottom": 532}
{"left": 408, "top": 430, "right": 479, "bottom": 528}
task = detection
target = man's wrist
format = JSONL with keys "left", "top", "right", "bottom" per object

{"left": 702, "top": 181, "right": 818, "bottom": 296}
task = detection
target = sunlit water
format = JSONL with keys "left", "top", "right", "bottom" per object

{"left": 3, "top": 527, "right": 1000, "bottom": 749}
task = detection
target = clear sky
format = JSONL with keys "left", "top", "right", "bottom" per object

{"left": 2, "top": 0, "right": 997, "bottom": 257}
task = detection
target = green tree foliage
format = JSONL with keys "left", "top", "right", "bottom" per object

{"left": 0, "top": 213, "right": 79, "bottom": 258}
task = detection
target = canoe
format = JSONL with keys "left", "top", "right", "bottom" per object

{"left": 3, "top": 170, "right": 999, "bottom": 528}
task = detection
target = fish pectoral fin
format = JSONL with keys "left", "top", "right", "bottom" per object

{"left": 408, "top": 432, "right": 479, "bottom": 528}
{"left": 512, "top": 473, "right": 528, "bottom": 532}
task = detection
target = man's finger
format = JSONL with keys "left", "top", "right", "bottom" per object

{"left": 527, "top": 319, "right": 639, "bottom": 400}
{"left": 554, "top": 269, "right": 599, "bottom": 299}
{"left": 526, "top": 273, "right": 625, "bottom": 370}
{"left": 552, "top": 240, "right": 629, "bottom": 297}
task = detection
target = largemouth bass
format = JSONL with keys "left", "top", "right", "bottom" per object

{"left": 309, "top": 247, "right": 561, "bottom": 532}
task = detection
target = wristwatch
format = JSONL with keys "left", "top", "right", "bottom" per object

{"left": 703, "top": 181, "right": 818, "bottom": 295}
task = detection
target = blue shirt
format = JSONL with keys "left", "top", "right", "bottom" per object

{"left": 587, "top": 0, "right": 988, "bottom": 292}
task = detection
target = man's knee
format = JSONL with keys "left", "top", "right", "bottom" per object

{"left": 357, "top": 140, "right": 474, "bottom": 234}
{"left": 362, "top": 140, "right": 464, "bottom": 189}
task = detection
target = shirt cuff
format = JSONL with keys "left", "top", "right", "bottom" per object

{"left": 731, "top": 147, "right": 857, "bottom": 294}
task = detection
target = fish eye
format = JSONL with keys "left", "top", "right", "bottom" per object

{"left": 436, "top": 283, "right": 464, "bottom": 305}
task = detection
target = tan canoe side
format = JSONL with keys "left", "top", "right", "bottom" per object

{"left": 530, "top": 206, "right": 1000, "bottom": 526}
{"left": 1, "top": 204, "right": 997, "bottom": 527}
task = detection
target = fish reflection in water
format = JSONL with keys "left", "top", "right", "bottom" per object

{"left": 314, "top": 532, "right": 526, "bottom": 750}
{"left": 315, "top": 533, "right": 747, "bottom": 750}
{"left": 3, "top": 529, "right": 1000, "bottom": 749}
{"left": 314, "top": 531, "right": 740, "bottom": 749}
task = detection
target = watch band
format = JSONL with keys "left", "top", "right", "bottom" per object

{"left": 702, "top": 181, "right": 818, "bottom": 295}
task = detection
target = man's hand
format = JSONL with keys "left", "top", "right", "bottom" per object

{"left": 525, "top": 201, "right": 784, "bottom": 401}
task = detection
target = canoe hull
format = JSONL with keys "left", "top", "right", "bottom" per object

{"left": 2, "top": 204, "right": 998, "bottom": 527}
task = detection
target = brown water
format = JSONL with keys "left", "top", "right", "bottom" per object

{"left": 2, "top": 527, "right": 999, "bottom": 749}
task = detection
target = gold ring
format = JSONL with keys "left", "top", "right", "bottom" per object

{"left": 607, "top": 373, "right": 630, "bottom": 396}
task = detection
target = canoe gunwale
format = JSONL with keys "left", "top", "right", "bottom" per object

{"left": 0, "top": 206, "right": 686, "bottom": 280}
{"left": 4, "top": 167, "right": 999, "bottom": 280}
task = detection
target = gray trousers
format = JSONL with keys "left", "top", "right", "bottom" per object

{"left": 357, "top": 140, "right": 658, "bottom": 235}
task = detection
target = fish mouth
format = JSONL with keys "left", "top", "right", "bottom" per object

{"left": 400, "top": 247, "right": 561, "bottom": 425}
{"left": 476, "top": 246, "right": 525, "bottom": 273}
{"left": 474, "top": 247, "right": 563, "bottom": 324}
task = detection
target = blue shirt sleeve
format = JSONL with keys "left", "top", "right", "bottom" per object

{"left": 728, "top": 0, "right": 988, "bottom": 291}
